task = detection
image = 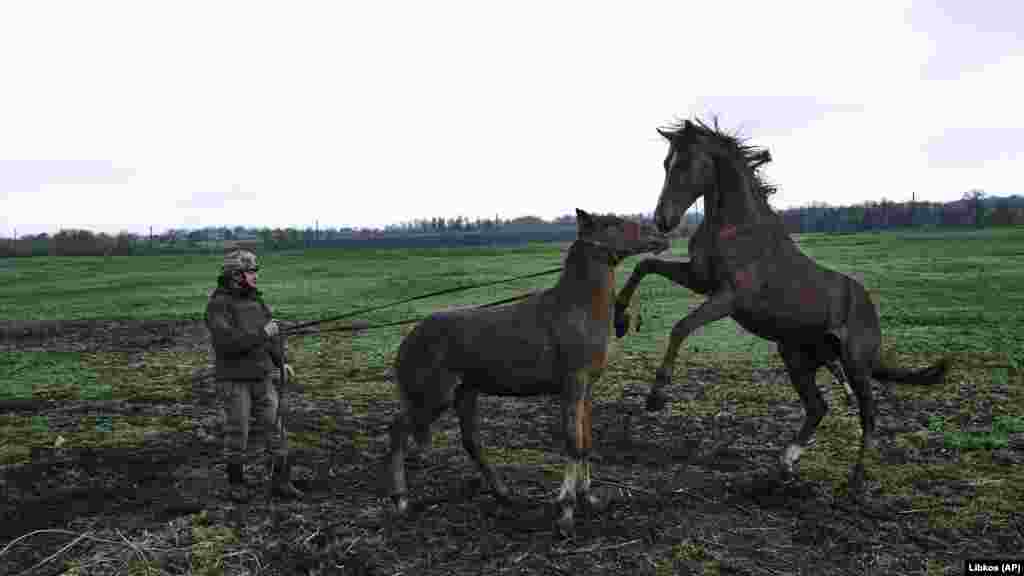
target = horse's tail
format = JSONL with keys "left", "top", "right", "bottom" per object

{"left": 872, "top": 358, "right": 949, "bottom": 385}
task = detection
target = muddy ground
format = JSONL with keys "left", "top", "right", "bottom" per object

{"left": 1, "top": 319, "right": 1022, "bottom": 575}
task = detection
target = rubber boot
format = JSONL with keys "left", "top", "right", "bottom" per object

{"left": 271, "top": 454, "right": 304, "bottom": 499}
{"left": 226, "top": 462, "right": 249, "bottom": 503}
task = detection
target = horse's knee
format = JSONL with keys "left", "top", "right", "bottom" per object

{"left": 669, "top": 319, "right": 691, "bottom": 341}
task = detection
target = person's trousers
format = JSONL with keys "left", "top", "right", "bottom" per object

{"left": 218, "top": 376, "right": 288, "bottom": 465}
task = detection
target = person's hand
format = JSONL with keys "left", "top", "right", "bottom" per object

{"left": 263, "top": 320, "right": 280, "bottom": 338}
{"left": 284, "top": 364, "right": 295, "bottom": 380}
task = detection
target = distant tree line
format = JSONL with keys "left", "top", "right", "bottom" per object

{"left": 777, "top": 191, "right": 1024, "bottom": 234}
{"left": 3, "top": 191, "right": 1022, "bottom": 257}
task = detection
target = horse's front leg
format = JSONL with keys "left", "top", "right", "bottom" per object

{"left": 556, "top": 374, "right": 594, "bottom": 534}
{"left": 614, "top": 257, "right": 701, "bottom": 338}
{"left": 648, "top": 289, "right": 736, "bottom": 411}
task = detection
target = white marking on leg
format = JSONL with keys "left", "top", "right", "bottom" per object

{"left": 579, "top": 461, "right": 591, "bottom": 494}
{"left": 581, "top": 460, "right": 601, "bottom": 506}
{"left": 558, "top": 460, "right": 578, "bottom": 502}
{"left": 780, "top": 443, "right": 804, "bottom": 473}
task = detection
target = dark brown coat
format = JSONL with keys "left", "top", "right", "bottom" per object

{"left": 205, "top": 277, "right": 286, "bottom": 381}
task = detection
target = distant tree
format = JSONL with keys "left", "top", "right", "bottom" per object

{"left": 1013, "top": 207, "right": 1024, "bottom": 226}
{"left": 992, "top": 197, "right": 1013, "bottom": 226}
{"left": 963, "top": 189, "right": 986, "bottom": 228}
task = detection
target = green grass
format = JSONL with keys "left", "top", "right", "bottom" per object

{"left": 927, "top": 414, "right": 1024, "bottom": 450}
{"left": 2, "top": 226, "right": 1024, "bottom": 528}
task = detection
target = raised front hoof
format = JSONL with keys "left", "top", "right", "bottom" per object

{"left": 614, "top": 309, "right": 631, "bottom": 339}
{"left": 645, "top": 389, "right": 669, "bottom": 412}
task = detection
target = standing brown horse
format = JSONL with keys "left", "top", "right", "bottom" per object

{"left": 387, "top": 209, "right": 669, "bottom": 530}
{"left": 613, "top": 118, "right": 948, "bottom": 492}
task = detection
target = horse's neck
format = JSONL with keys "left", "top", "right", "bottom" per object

{"left": 713, "top": 163, "right": 765, "bottom": 227}
{"left": 553, "top": 242, "right": 616, "bottom": 305}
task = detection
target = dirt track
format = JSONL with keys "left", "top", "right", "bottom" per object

{"left": 2, "top": 320, "right": 1022, "bottom": 575}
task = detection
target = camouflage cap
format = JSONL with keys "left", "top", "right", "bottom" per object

{"left": 222, "top": 250, "right": 259, "bottom": 274}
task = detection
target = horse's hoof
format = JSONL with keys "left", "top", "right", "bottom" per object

{"left": 491, "top": 486, "right": 513, "bottom": 505}
{"left": 645, "top": 390, "right": 669, "bottom": 412}
{"left": 582, "top": 492, "right": 604, "bottom": 515}
{"left": 555, "top": 508, "right": 575, "bottom": 536}
{"left": 614, "top": 310, "right": 631, "bottom": 339}
{"left": 777, "top": 469, "right": 797, "bottom": 486}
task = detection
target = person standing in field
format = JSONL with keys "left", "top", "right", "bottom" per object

{"left": 205, "top": 249, "right": 303, "bottom": 502}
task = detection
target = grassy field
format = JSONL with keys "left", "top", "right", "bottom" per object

{"left": 4, "top": 226, "right": 1022, "bottom": 373}
{"left": 2, "top": 226, "right": 1023, "bottom": 574}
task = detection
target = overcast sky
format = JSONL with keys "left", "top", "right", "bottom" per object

{"left": 2, "top": 1, "right": 1021, "bottom": 236}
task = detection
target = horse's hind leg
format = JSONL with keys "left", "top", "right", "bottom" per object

{"left": 388, "top": 412, "right": 413, "bottom": 515}
{"left": 818, "top": 335, "right": 855, "bottom": 408}
{"left": 455, "top": 385, "right": 510, "bottom": 502}
{"left": 825, "top": 359, "right": 856, "bottom": 409}
{"left": 778, "top": 343, "right": 828, "bottom": 480}
{"left": 388, "top": 369, "right": 459, "bottom": 515}
{"left": 842, "top": 354, "right": 877, "bottom": 497}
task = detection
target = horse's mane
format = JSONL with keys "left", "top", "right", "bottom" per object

{"left": 661, "top": 116, "right": 778, "bottom": 206}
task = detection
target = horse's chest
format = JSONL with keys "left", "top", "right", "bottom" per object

{"left": 559, "top": 308, "right": 613, "bottom": 378}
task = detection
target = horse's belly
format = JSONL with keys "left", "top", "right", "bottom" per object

{"left": 732, "top": 305, "right": 825, "bottom": 342}
{"left": 453, "top": 333, "right": 560, "bottom": 394}
{"left": 731, "top": 309, "right": 787, "bottom": 341}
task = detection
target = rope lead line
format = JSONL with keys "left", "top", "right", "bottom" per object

{"left": 285, "top": 290, "right": 540, "bottom": 338}
{"left": 281, "top": 265, "right": 564, "bottom": 335}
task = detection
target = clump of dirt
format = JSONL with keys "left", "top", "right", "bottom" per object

{"left": 2, "top": 319, "right": 1022, "bottom": 575}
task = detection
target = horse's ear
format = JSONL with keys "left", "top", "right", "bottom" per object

{"left": 657, "top": 128, "right": 672, "bottom": 140}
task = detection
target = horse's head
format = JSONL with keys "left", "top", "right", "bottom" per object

{"left": 653, "top": 119, "right": 771, "bottom": 234}
{"left": 654, "top": 120, "right": 718, "bottom": 233}
{"left": 575, "top": 208, "right": 669, "bottom": 261}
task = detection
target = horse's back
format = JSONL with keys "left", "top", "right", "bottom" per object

{"left": 396, "top": 302, "right": 561, "bottom": 396}
{"left": 733, "top": 245, "right": 853, "bottom": 339}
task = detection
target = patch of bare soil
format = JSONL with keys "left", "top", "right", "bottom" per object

{"left": 2, "top": 320, "right": 1023, "bottom": 575}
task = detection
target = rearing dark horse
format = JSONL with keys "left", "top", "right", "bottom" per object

{"left": 613, "top": 118, "right": 948, "bottom": 492}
